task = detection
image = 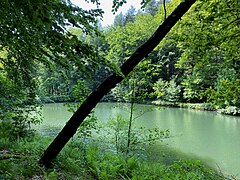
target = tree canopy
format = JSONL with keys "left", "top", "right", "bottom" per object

{"left": 0, "top": 0, "right": 105, "bottom": 82}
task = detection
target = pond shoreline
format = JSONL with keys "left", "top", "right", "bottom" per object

{"left": 41, "top": 97, "right": 240, "bottom": 116}
{"left": 149, "top": 100, "right": 240, "bottom": 116}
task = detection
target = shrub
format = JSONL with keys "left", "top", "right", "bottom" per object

{"left": 218, "top": 106, "right": 240, "bottom": 115}
{"left": 153, "top": 77, "right": 181, "bottom": 102}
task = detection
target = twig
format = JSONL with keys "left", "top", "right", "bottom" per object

{"left": 0, "top": 154, "right": 27, "bottom": 160}
{"left": 163, "top": 0, "right": 167, "bottom": 21}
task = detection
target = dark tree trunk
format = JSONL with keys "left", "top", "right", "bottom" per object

{"left": 39, "top": 0, "right": 196, "bottom": 168}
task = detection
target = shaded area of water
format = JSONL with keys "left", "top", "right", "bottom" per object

{"left": 36, "top": 102, "right": 240, "bottom": 175}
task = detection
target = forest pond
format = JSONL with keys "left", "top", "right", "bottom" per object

{"left": 35, "top": 102, "right": 240, "bottom": 175}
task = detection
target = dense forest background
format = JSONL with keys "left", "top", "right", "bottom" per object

{"left": 35, "top": 0, "right": 240, "bottom": 108}
{"left": 0, "top": 0, "right": 239, "bottom": 135}
{"left": 36, "top": 1, "right": 239, "bottom": 107}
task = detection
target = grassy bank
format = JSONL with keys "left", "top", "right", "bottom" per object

{"left": 152, "top": 100, "right": 240, "bottom": 116}
{"left": 0, "top": 134, "right": 232, "bottom": 179}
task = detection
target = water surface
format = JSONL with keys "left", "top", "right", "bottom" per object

{"left": 37, "top": 102, "right": 240, "bottom": 175}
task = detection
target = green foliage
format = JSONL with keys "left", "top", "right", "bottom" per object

{"left": 83, "top": 143, "right": 223, "bottom": 180}
{"left": 0, "top": 71, "right": 42, "bottom": 138}
{"left": 0, "top": 0, "right": 108, "bottom": 138}
{"left": 105, "top": 4, "right": 165, "bottom": 102}
{"left": 153, "top": 78, "right": 168, "bottom": 98}
{"left": 37, "top": 68, "right": 72, "bottom": 102}
{"left": 0, "top": 136, "right": 50, "bottom": 179}
{"left": 205, "top": 81, "right": 240, "bottom": 108}
{"left": 130, "top": 160, "right": 224, "bottom": 180}
{"left": 103, "top": 113, "right": 170, "bottom": 155}
{"left": 204, "top": 68, "right": 240, "bottom": 109}
{"left": 83, "top": 145, "right": 225, "bottom": 180}
{"left": 0, "top": 126, "right": 229, "bottom": 179}
{"left": 144, "top": 0, "right": 161, "bottom": 16}
{"left": 107, "top": 114, "right": 129, "bottom": 153}
{"left": 0, "top": 104, "right": 41, "bottom": 139}
{"left": 168, "top": 0, "right": 240, "bottom": 107}
{"left": 114, "top": 6, "right": 137, "bottom": 26}
{"left": 77, "top": 113, "right": 99, "bottom": 143}
{"left": 153, "top": 77, "right": 181, "bottom": 102}
{"left": 156, "top": 41, "right": 182, "bottom": 80}
{"left": 0, "top": 122, "right": 13, "bottom": 148}
{"left": 106, "top": 1, "right": 185, "bottom": 103}
{"left": 166, "top": 78, "right": 181, "bottom": 102}
{"left": 181, "top": 74, "right": 203, "bottom": 102}
{"left": 85, "top": 146, "right": 129, "bottom": 179}
{"left": 0, "top": 0, "right": 104, "bottom": 76}
{"left": 105, "top": 0, "right": 240, "bottom": 111}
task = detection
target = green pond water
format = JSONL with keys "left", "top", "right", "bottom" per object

{"left": 36, "top": 102, "right": 240, "bottom": 176}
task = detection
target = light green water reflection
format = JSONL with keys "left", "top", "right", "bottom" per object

{"left": 36, "top": 102, "right": 240, "bottom": 175}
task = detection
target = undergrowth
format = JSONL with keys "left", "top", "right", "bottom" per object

{"left": 0, "top": 113, "right": 235, "bottom": 179}
{"left": 0, "top": 134, "right": 232, "bottom": 180}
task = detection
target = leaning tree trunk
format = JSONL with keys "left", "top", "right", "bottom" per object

{"left": 39, "top": 0, "right": 196, "bottom": 168}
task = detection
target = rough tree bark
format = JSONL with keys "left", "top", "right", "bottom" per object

{"left": 39, "top": 0, "right": 196, "bottom": 168}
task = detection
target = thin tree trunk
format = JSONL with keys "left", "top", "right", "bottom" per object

{"left": 39, "top": 0, "right": 196, "bottom": 168}
{"left": 127, "top": 100, "right": 134, "bottom": 153}
{"left": 127, "top": 75, "right": 136, "bottom": 153}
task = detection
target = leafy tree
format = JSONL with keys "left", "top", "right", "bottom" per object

{"left": 124, "top": 6, "right": 137, "bottom": 25}
{"left": 0, "top": 0, "right": 104, "bottom": 82}
{"left": 0, "top": 0, "right": 106, "bottom": 137}
{"left": 114, "top": 12, "right": 125, "bottom": 27}
{"left": 106, "top": 8, "right": 163, "bottom": 101}
{"left": 144, "top": 0, "right": 160, "bottom": 16}
{"left": 153, "top": 76, "right": 181, "bottom": 102}
{"left": 153, "top": 78, "right": 168, "bottom": 99}
{"left": 37, "top": 26, "right": 111, "bottom": 103}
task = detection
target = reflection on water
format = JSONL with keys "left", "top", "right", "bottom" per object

{"left": 36, "top": 102, "right": 240, "bottom": 175}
